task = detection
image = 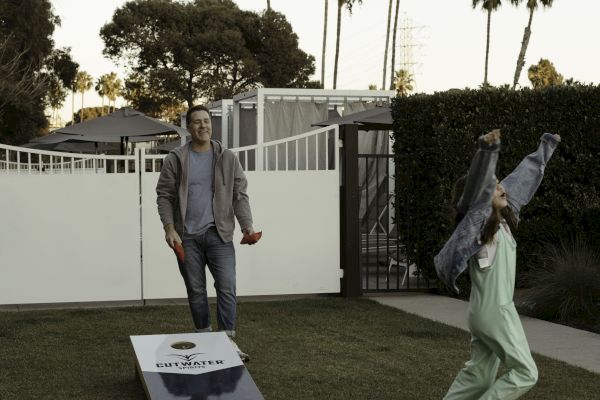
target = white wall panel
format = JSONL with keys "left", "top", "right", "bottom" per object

{"left": 141, "top": 171, "right": 340, "bottom": 299}
{"left": 0, "top": 174, "right": 142, "bottom": 304}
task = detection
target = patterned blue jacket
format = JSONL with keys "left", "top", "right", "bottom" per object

{"left": 434, "top": 132, "right": 560, "bottom": 293}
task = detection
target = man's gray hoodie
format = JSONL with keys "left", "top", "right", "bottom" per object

{"left": 156, "top": 140, "right": 253, "bottom": 243}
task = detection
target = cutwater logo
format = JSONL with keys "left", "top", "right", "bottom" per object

{"left": 168, "top": 353, "right": 203, "bottom": 362}
{"left": 156, "top": 341, "right": 225, "bottom": 370}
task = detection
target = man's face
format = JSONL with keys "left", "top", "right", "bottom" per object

{"left": 187, "top": 110, "right": 212, "bottom": 145}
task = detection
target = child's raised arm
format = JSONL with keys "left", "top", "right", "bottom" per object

{"left": 457, "top": 129, "right": 501, "bottom": 215}
{"left": 500, "top": 132, "right": 561, "bottom": 221}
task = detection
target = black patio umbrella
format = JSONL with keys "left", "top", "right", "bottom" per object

{"left": 155, "top": 136, "right": 191, "bottom": 153}
{"left": 312, "top": 106, "right": 392, "bottom": 131}
{"left": 36, "top": 108, "right": 189, "bottom": 154}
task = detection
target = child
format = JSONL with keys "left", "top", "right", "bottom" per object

{"left": 435, "top": 129, "right": 561, "bottom": 400}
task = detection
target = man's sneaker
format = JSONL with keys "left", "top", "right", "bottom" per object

{"left": 229, "top": 337, "right": 250, "bottom": 362}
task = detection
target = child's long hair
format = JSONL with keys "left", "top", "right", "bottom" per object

{"left": 452, "top": 175, "right": 518, "bottom": 244}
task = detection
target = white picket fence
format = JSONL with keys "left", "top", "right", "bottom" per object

{"left": 0, "top": 126, "right": 341, "bottom": 305}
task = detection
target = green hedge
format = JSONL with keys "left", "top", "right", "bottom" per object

{"left": 391, "top": 85, "right": 600, "bottom": 290}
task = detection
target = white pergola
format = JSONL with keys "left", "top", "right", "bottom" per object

{"left": 231, "top": 88, "right": 395, "bottom": 170}
{"left": 206, "top": 99, "right": 234, "bottom": 149}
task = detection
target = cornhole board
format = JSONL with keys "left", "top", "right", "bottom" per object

{"left": 130, "top": 332, "right": 264, "bottom": 399}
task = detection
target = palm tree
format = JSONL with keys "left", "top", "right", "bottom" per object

{"left": 511, "top": 0, "right": 554, "bottom": 89}
{"left": 105, "top": 72, "right": 123, "bottom": 112}
{"left": 74, "top": 71, "right": 93, "bottom": 122}
{"left": 389, "top": 0, "right": 400, "bottom": 89}
{"left": 95, "top": 74, "right": 109, "bottom": 115}
{"left": 382, "top": 0, "right": 393, "bottom": 89}
{"left": 394, "top": 69, "right": 413, "bottom": 96}
{"left": 47, "top": 77, "right": 67, "bottom": 126}
{"left": 333, "top": 0, "right": 363, "bottom": 89}
{"left": 267, "top": 0, "right": 271, "bottom": 11}
{"left": 472, "top": 0, "right": 502, "bottom": 86}
{"left": 321, "top": 0, "right": 328, "bottom": 88}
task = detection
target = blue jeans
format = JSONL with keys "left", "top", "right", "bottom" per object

{"left": 178, "top": 227, "right": 237, "bottom": 336}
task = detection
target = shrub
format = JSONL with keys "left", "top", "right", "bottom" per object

{"left": 391, "top": 85, "right": 600, "bottom": 289}
{"left": 523, "top": 237, "right": 600, "bottom": 322}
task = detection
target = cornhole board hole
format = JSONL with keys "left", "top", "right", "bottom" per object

{"left": 130, "top": 332, "right": 264, "bottom": 399}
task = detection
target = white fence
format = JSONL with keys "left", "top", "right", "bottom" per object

{"left": 0, "top": 126, "right": 340, "bottom": 305}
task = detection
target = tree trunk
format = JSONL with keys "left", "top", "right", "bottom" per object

{"left": 382, "top": 0, "right": 393, "bottom": 89}
{"left": 80, "top": 91, "right": 84, "bottom": 122}
{"left": 71, "top": 89, "right": 75, "bottom": 123}
{"left": 321, "top": 0, "right": 328, "bottom": 89}
{"left": 186, "top": 71, "right": 194, "bottom": 108}
{"left": 513, "top": 7, "right": 534, "bottom": 89}
{"left": 267, "top": 0, "right": 270, "bottom": 10}
{"left": 389, "top": 0, "right": 400, "bottom": 89}
{"left": 333, "top": 3, "right": 342, "bottom": 89}
{"left": 101, "top": 96, "right": 105, "bottom": 115}
{"left": 484, "top": 7, "right": 491, "bottom": 85}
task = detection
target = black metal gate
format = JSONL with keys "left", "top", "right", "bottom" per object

{"left": 359, "top": 153, "right": 432, "bottom": 292}
{"left": 339, "top": 124, "right": 433, "bottom": 295}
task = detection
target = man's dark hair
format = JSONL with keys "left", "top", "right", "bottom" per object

{"left": 186, "top": 105, "right": 210, "bottom": 126}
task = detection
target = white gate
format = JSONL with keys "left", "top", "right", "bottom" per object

{"left": 0, "top": 126, "right": 340, "bottom": 305}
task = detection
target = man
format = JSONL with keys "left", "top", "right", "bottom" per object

{"left": 156, "top": 104, "right": 255, "bottom": 361}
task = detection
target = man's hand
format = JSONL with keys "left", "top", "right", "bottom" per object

{"left": 482, "top": 129, "right": 501, "bottom": 145}
{"left": 164, "top": 224, "right": 182, "bottom": 248}
{"left": 241, "top": 227, "right": 261, "bottom": 245}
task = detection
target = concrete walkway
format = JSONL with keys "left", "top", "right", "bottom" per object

{"left": 369, "top": 293, "right": 600, "bottom": 375}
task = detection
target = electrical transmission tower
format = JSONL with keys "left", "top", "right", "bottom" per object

{"left": 396, "top": 14, "right": 427, "bottom": 91}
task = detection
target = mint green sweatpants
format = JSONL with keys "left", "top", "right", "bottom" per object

{"left": 444, "top": 227, "right": 538, "bottom": 400}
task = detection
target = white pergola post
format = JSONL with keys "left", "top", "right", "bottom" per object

{"left": 233, "top": 100, "right": 240, "bottom": 149}
{"left": 256, "top": 89, "right": 264, "bottom": 171}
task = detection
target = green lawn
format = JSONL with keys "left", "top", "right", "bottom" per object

{"left": 0, "top": 298, "right": 598, "bottom": 399}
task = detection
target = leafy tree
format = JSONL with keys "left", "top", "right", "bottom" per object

{"left": 528, "top": 58, "right": 563, "bottom": 88}
{"left": 333, "top": 0, "right": 363, "bottom": 89}
{"left": 47, "top": 76, "right": 67, "bottom": 126}
{"left": 0, "top": 0, "right": 71, "bottom": 144}
{"left": 394, "top": 69, "right": 413, "bottom": 96}
{"left": 101, "top": 0, "right": 315, "bottom": 108}
{"left": 44, "top": 47, "right": 78, "bottom": 126}
{"left": 510, "top": 0, "right": 554, "bottom": 89}
{"left": 45, "top": 48, "right": 78, "bottom": 89}
{"left": 0, "top": 38, "right": 46, "bottom": 116}
{"left": 69, "top": 106, "right": 114, "bottom": 125}
{"left": 254, "top": 10, "right": 316, "bottom": 89}
{"left": 472, "top": 0, "right": 502, "bottom": 86}
{"left": 123, "top": 72, "right": 184, "bottom": 123}
{"left": 75, "top": 71, "right": 93, "bottom": 122}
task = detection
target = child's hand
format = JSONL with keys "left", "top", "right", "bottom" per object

{"left": 482, "top": 129, "right": 501, "bottom": 145}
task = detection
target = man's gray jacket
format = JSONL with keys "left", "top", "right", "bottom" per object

{"left": 156, "top": 140, "right": 253, "bottom": 243}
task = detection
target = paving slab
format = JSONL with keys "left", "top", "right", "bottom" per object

{"left": 370, "top": 293, "right": 600, "bottom": 374}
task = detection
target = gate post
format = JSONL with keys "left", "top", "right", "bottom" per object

{"left": 339, "top": 124, "right": 362, "bottom": 297}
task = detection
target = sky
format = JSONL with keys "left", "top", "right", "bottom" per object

{"left": 50, "top": 0, "right": 600, "bottom": 123}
